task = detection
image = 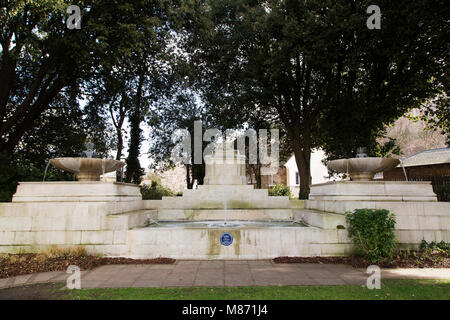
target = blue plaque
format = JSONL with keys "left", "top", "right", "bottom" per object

{"left": 220, "top": 232, "right": 233, "bottom": 246}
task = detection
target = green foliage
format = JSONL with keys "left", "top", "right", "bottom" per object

{"left": 0, "top": 90, "right": 111, "bottom": 202}
{"left": 189, "top": 0, "right": 448, "bottom": 198}
{"left": 268, "top": 184, "right": 292, "bottom": 198}
{"left": 374, "top": 137, "right": 402, "bottom": 158}
{"left": 0, "top": 0, "right": 181, "bottom": 197}
{"left": 140, "top": 181, "right": 174, "bottom": 200}
{"left": 422, "top": 95, "right": 450, "bottom": 146}
{"left": 63, "top": 280, "right": 450, "bottom": 300}
{"left": 346, "top": 209, "right": 397, "bottom": 263}
{"left": 420, "top": 240, "right": 450, "bottom": 254}
{"left": 149, "top": 88, "right": 208, "bottom": 189}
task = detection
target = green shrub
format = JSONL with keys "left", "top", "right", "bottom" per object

{"left": 140, "top": 181, "right": 174, "bottom": 200}
{"left": 268, "top": 184, "right": 292, "bottom": 198}
{"left": 346, "top": 209, "right": 397, "bottom": 263}
{"left": 420, "top": 240, "right": 450, "bottom": 253}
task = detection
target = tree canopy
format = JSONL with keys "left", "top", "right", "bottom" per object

{"left": 0, "top": 0, "right": 447, "bottom": 200}
{"left": 187, "top": 0, "right": 448, "bottom": 197}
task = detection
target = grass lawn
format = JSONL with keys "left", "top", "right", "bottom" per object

{"left": 63, "top": 279, "right": 450, "bottom": 300}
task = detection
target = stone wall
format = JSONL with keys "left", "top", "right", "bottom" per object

{"left": 306, "top": 200, "right": 450, "bottom": 248}
{"left": 1, "top": 181, "right": 449, "bottom": 258}
{"left": 0, "top": 183, "right": 154, "bottom": 256}
{"left": 0, "top": 200, "right": 155, "bottom": 255}
{"left": 142, "top": 166, "right": 187, "bottom": 194}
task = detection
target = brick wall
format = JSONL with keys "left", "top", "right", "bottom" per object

{"left": 261, "top": 167, "right": 287, "bottom": 189}
{"left": 384, "top": 163, "right": 450, "bottom": 180}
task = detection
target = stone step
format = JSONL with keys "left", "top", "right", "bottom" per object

{"left": 293, "top": 209, "right": 347, "bottom": 229}
{"left": 145, "top": 197, "right": 291, "bottom": 209}
{"left": 104, "top": 209, "right": 157, "bottom": 230}
{"left": 177, "top": 189, "right": 273, "bottom": 203}
{"left": 156, "top": 209, "right": 295, "bottom": 221}
{"left": 305, "top": 199, "right": 450, "bottom": 216}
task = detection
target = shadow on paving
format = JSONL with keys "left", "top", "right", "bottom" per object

{"left": 0, "top": 283, "right": 67, "bottom": 300}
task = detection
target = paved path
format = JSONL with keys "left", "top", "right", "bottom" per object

{"left": 1, "top": 261, "right": 449, "bottom": 289}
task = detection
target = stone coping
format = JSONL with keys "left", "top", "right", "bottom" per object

{"left": 17, "top": 181, "right": 138, "bottom": 187}
{"left": 312, "top": 181, "right": 432, "bottom": 187}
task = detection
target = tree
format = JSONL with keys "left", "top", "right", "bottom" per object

{"left": 0, "top": 0, "right": 121, "bottom": 152}
{"left": 0, "top": 0, "right": 183, "bottom": 151}
{"left": 422, "top": 95, "right": 450, "bottom": 146}
{"left": 0, "top": 0, "right": 187, "bottom": 196}
{"left": 188, "top": 0, "right": 448, "bottom": 198}
{"left": 149, "top": 88, "right": 208, "bottom": 189}
{"left": 84, "top": 67, "right": 134, "bottom": 162}
{"left": 0, "top": 88, "right": 111, "bottom": 201}
{"left": 77, "top": 1, "right": 185, "bottom": 184}
{"left": 125, "top": 69, "right": 146, "bottom": 184}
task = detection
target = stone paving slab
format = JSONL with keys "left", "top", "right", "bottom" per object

{"left": 1, "top": 261, "right": 449, "bottom": 289}
{"left": 0, "top": 278, "right": 10, "bottom": 289}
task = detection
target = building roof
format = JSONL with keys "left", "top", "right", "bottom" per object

{"left": 399, "top": 148, "right": 450, "bottom": 167}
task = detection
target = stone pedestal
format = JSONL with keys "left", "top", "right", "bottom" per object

{"left": 153, "top": 147, "right": 290, "bottom": 210}
{"left": 309, "top": 181, "right": 437, "bottom": 201}
{"left": 12, "top": 181, "right": 142, "bottom": 202}
{"left": 204, "top": 149, "right": 247, "bottom": 185}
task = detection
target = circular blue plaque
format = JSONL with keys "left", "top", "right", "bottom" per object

{"left": 220, "top": 232, "right": 233, "bottom": 246}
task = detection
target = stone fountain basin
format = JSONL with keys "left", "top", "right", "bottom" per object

{"left": 145, "top": 220, "right": 306, "bottom": 229}
{"left": 327, "top": 157, "right": 399, "bottom": 181}
{"left": 50, "top": 157, "right": 125, "bottom": 181}
{"left": 126, "top": 221, "right": 345, "bottom": 259}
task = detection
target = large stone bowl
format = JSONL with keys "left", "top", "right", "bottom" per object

{"left": 50, "top": 158, "right": 125, "bottom": 181}
{"left": 327, "top": 158, "right": 400, "bottom": 181}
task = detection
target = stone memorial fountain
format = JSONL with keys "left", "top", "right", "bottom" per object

{"left": 2, "top": 142, "right": 448, "bottom": 260}
{"left": 125, "top": 144, "right": 327, "bottom": 259}
{"left": 12, "top": 143, "right": 141, "bottom": 202}
{"left": 309, "top": 147, "right": 437, "bottom": 201}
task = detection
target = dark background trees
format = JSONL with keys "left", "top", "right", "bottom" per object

{"left": 149, "top": 87, "right": 209, "bottom": 189}
{"left": 187, "top": 0, "right": 448, "bottom": 198}
{"left": 0, "top": 0, "right": 186, "bottom": 199}
{"left": 0, "top": 0, "right": 447, "bottom": 201}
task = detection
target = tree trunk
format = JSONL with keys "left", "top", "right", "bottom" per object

{"left": 115, "top": 127, "right": 124, "bottom": 182}
{"left": 0, "top": 53, "right": 16, "bottom": 122}
{"left": 256, "top": 164, "right": 262, "bottom": 189}
{"left": 193, "top": 163, "right": 205, "bottom": 186}
{"left": 1, "top": 79, "right": 64, "bottom": 153}
{"left": 186, "top": 164, "right": 193, "bottom": 189}
{"left": 292, "top": 142, "right": 311, "bottom": 199}
{"left": 115, "top": 128, "right": 123, "bottom": 161}
{"left": 298, "top": 157, "right": 311, "bottom": 199}
{"left": 125, "top": 72, "right": 144, "bottom": 184}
